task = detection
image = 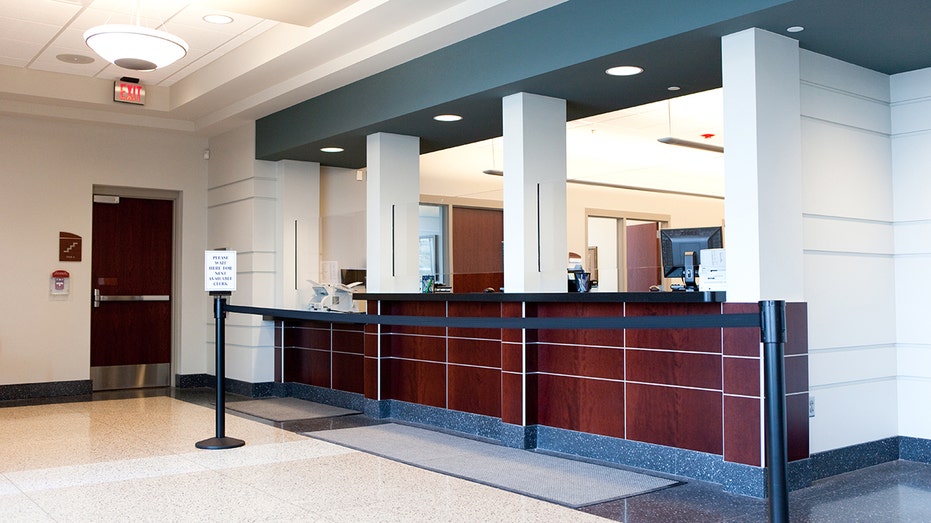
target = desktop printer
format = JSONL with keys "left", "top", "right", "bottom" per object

{"left": 307, "top": 280, "right": 361, "bottom": 312}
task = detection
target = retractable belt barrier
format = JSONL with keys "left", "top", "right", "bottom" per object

{"left": 202, "top": 298, "right": 789, "bottom": 523}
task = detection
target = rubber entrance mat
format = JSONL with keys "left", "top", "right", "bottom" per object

{"left": 225, "top": 397, "right": 359, "bottom": 422}
{"left": 306, "top": 423, "right": 678, "bottom": 508}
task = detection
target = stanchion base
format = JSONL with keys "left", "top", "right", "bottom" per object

{"left": 195, "top": 437, "right": 245, "bottom": 450}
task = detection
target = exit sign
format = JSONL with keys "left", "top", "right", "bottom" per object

{"left": 113, "top": 80, "right": 145, "bottom": 105}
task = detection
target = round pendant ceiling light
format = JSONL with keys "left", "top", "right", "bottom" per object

{"left": 84, "top": 24, "right": 188, "bottom": 71}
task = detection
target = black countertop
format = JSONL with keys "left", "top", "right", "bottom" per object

{"left": 357, "top": 291, "right": 726, "bottom": 303}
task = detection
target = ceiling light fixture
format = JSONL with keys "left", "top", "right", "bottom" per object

{"left": 605, "top": 65, "right": 643, "bottom": 76}
{"left": 657, "top": 99, "right": 724, "bottom": 153}
{"left": 84, "top": 1, "right": 188, "bottom": 71}
{"left": 786, "top": 26, "right": 804, "bottom": 33}
{"left": 203, "top": 14, "right": 234, "bottom": 24}
{"left": 434, "top": 114, "right": 462, "bottom": 122}
{"left": 320, "top": 147, "right": 344, "bottom": 153}
{"left": 657, "top": 137, "right": 724, "bottom": 153}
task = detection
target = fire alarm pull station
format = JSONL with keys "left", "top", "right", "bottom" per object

{"left": 50, "top": 270, "right": 70, "bottom": 296}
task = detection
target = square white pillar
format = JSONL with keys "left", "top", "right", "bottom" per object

{"left": 502, "top": 92, "right": 568, "bottom": 292}
{"left": 366, "top": 132, "right": 421, "bottom": 293}
{"left": 722, "top": 28, "right": 805, "bottom": 302}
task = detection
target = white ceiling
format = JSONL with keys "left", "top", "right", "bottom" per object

{"left": 0, "top": 0, "right": 564, "bottom": 133}
{"left": 421, "top": 89, "right": 724, "bottom": 199}
{"left": 0, "top": 0, "right": 722, "bottom": 195}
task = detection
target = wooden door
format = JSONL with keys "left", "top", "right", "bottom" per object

{"left": 626, "top": 221, "right": 661, "bottom": 291}
{"left": 90, "top": 196, "right": 173, "bottom": 390}
{"left": 451, "top": 207, "right": 503, "bottom": 292}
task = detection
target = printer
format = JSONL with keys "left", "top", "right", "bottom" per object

{"left": 307, "top": 280, "right": 361, "bottom": 312}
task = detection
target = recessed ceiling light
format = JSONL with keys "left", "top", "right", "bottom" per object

{"left": 56, "top": 53, "right": 95, "bottom": 64}
{"left": 605, "top": 65, "right": 643, "bottom": 76}
{"left": 434, "top": 114, "right": 462, "bottom": 122}
{"left": 667, "top": 85, "right": 681, "bottom": 91}
{"left": 320, "top": 147, "right": 344, "bottom": 153}
{"left": 204, "top": 14, "right": 234, "bottom": 24}
{"left": 786, "top": 26, "right": 804, "bottom": 33}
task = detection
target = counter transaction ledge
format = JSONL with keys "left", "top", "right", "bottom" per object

{"left": 228, "top": 291, "right": 809, "bottom": 498}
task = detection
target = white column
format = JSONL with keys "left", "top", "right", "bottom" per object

{"left": 722, "top": 28, "right": 804, "bottom": 302}
{"left": 502, "top": 92, "right": 568, "bottom": 292}
{"left": 366, "top": 132, "right": 420, "bottom": 293}
{"left": 275, "top": 160, "right": 321, "bottom": 310}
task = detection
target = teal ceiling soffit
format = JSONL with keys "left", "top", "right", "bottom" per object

{"left": 255, "top": 0, "right": 791, "bottom": 162}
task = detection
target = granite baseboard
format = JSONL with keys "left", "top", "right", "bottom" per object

{"left": 175, "top": 374, "right": 279, "bottom": 398}
{"left": 0, "top": 379, "right": 92, "bottom": 401}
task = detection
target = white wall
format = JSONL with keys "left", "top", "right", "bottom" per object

{"left": 207, "top": 124, "right": 321, "bottom": 383}
{"left": 891, "top": 67, "right": 931, "bottom": 439}
{"left": 799, "top": 50, "right": 899, "bottom": 452}
{"left": 0, "top": 114, "right": 209, "bottom": 385}
{"left": 320, "top": 166, "right": 367, "bottom": 272}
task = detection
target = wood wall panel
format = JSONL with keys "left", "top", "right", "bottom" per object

{"left": 384, "top": 359, "right": 446, "bottom": 408}
{"left": 447, "top": 337, "right": 501, "bottom": 368}
{"left": 536, "top": 374, "right": 624, "bottom": 438}
{"left": 534, "top": 344, "right": 624, "bottom": 380}
{"left": 332, "top": 352, "right": 364, "bottom": 394}
{"left": 501, "top": 372, "right": 524, "bottom": 425}
{"left": 332, "top": 327, "right": 364, "bottom": 354}
{"left": 448, "top": 365, "right": 501, "bottom": 417}
{"left": 381, "top": 333, "right": 446, "bottom": 361}
{"left": 724, "top": 395, "right": 761, "bottom": 466}
{"left": 527, "top": 302, "right": 623, "bottom": 346}
{"left": 787, "top": 393, "right": 810, "bottom": 462}
{"left": 448, "top": 301, "right": 502, "bottom": 340}
{"left": 626, "top": 383, "right": 722, "bottom": 454}
{"left": 627, "top": 350, "right": 721, "bottom": 389}
{"left": 626, "top": 303, "right": 722, "bottom": 352}
{"left": 501, "top": 342, "right": 523, "bottom": 372}
{"left": 723, "top": 357, "right": 760, "bottom": 397}
{"left": 722, "top": 303, "right": 761, "bottom": 357}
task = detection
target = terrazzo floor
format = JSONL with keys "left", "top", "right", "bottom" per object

{"left": 2, "top": 388, "right": 931, "bottom": 522}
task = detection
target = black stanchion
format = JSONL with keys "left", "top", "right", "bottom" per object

{"left": 760, "top": 300, "right": 789, "bottom": 523}
{"left": 196, "top": 293, "right": 245, "bottom": 450}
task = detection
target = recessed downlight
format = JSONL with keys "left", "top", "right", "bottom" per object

{"left": 434, "top": 114, "right": 462, "bottom": 122}
{"left": 320, "top": 147, "right": 344, "bottom": 153}
{"left": 57, "top": 53, "right": 95, "bottom": 64}
{"left": 787, "top": 26, "right": 804, "bottom": 33}
{"left": 667, "top": 85, "right": 681, "bottom": 91}
{"left": 204, "top": 14, "right": 234, "bottom": 24}
{"left": 605, "top": 65, "right": 643, "bottom": 76}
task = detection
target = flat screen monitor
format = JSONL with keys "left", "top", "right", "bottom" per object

{"left": 660, "top": 226, "right": 723, "bottom": 289}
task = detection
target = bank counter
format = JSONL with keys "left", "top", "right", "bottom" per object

{"left": 267, "top": 291, "right": 809, "bottom": 497}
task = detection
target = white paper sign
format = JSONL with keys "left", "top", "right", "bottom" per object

{"left": 205, "top": 250, "right": 237, "bottom": 292}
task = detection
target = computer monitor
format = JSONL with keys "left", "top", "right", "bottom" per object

{"left": 660, "top": 226, "right": 723, "bottom": 290}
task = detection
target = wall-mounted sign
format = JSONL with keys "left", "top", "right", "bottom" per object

{"left": 59, "top": 231, "right": 81, "bottom": 262}
{"left": 113, "top": 79, "right": 145, "bottom": 105}
{"left": 205, "top": 250, "right": 236, "bottom": 292}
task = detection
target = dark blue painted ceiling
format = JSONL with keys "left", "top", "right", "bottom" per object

{"left": 256, "top": 0, "right": 931, "bottom": 168}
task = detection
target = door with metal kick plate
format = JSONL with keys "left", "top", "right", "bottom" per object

{"left": 90, "top": 195, "right": 173, "bottom": 390}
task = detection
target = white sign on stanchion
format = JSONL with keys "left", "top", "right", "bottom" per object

{"left": 205, "top": 250, "right": 237, "bottom": 292}
{"left": 198, "top": 249, "right": 244, "bottom": 450}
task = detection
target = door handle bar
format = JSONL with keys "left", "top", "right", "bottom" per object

{"left": 93, "top": 289, "right": 169, "bottom": 308}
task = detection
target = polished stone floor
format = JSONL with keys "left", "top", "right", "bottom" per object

{"left": 2, "top": 388, "right": 930, "bottom": 522}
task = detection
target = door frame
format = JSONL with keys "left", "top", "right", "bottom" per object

{"left": 92, "top": 185, "right": 182, "bottom": 387}
{"left": 584, "top": 208, "right": 669, "bottom": 291}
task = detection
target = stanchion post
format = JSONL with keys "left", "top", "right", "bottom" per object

{"left": 760, "top": 300, "right": 789, "bottom": 523}
{"left": 196, "top": 292, "right": 245, "bottom": 450}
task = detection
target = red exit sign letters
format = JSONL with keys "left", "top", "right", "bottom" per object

{"left": 113, "top": 80, "right": 145, "bottom": 105}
